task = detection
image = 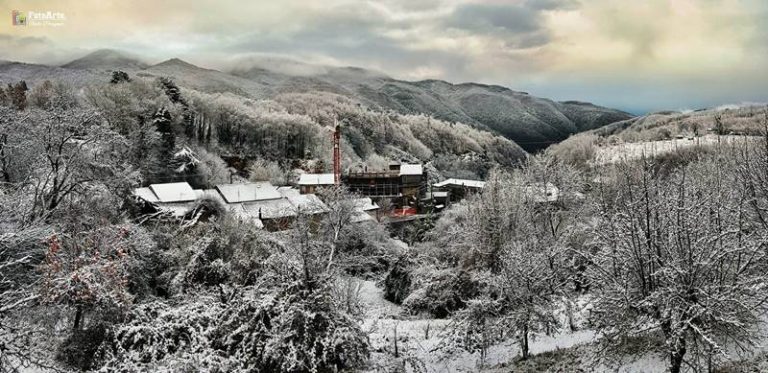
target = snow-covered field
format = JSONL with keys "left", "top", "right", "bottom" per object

{"left": 354, "top": 278, "right": 768, "bottom": 372}
{"left": 356, "top": 280, "right": 610, "bottom": 372}
{"left": 594, "top": 135, "right": 755, "bottom": 165}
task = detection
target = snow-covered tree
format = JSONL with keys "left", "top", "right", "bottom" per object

{"left": 584, "top": 155, "right": 768, "bottom": 372}
{"left": 439, "top": 168, "right": 564, "bottom": 360}
{"left": 0, "top": 226, "right": 54, "bottom": 373}
{"left": 109, "top": 71, "right": 130, "bottom": 84}
{"left": 40, "top": 225, "right": 154, "bottom": 331}
{"left": 0, "top": 108, "right": 138, "bottom": 223}
{"left": 7, "top": 81, "right": 28, "bottom": 111}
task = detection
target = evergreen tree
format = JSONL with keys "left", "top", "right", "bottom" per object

{"left": 9, "top": 81, "right": 28, "bottom": 110}
{"left": 158, "top": 77, "right": 183, "bottom": 104}
{"left": 0, "top": 85, "right": 7, "bottom": 106}
{"left": 153, "top": 107, "right": 176, "bottom": 167}
{"left": 110, "top": 71, "right": 131, "bottom": 84}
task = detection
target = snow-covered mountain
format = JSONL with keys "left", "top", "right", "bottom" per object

{"left": 61, "top": 49, "right": 149, "bottom": 72}
{"left": 0, "top": 49, "right": 633, "bottom": 151}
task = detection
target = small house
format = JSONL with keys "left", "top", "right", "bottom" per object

{"left": 279, "top": 187, "right": 330, "bottom": 216}
{"left": 215, "top": 181, "right": 282, "bottom": 203}
{"left": 433, "top": 178, "right": 486, "bottom": 202}
{"left": 298, "top": 173, "right": 335, "bottom": 194}
{"left": 350, "top": 197, "right": 380, "bottom": 223}
{"left": 133, "top": 182, "right": 202, "bottom": 218}
{"left": 215, "top": 182, "right": 295, "bottom": 231}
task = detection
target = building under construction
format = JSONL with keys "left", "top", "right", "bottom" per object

{"left": 299, "top": 123, "right": 428, "bottom": 212}
{"left": 344, "top": 162, "right": 426, "bottom": 208}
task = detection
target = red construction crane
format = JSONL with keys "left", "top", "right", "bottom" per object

{"left": 332, "top": 120, "right": 341, "bottom": 185}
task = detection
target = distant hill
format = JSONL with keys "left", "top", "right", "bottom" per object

{"left": 62, "top": 49, "right": 148, "bottom": 71}
{"left": 0, "top": 60, "right": 98, "bottom": 88}
{"left": 586, "top": 104, "right": 768, "bottom": 142}
{"left": 138, "top": 58, "right": 260, "bottom": 97}
{"left": 0, "top": 50, "right": 633, "bottom": 152}
{"left": 229, "top": 61, "right": 632, "bottom": 151}
{"left": 547, "top": 104, "right": 768, "bottom": 167}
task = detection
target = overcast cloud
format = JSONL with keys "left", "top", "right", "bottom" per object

{"left": 1, "top": 0, "right": 767, "bottom": 113}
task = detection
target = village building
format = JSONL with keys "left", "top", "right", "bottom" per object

{"left": 344, "top": 163, "right": 427, "bottom": 211}
{"left": 278, "top": 187, "right": 329, "bottom": 216}
{"left": 133, "top": 181, "right": 333, "bottom": 231}
{"left": 215, "top": 181, "right": 282, "bottom": 204}
{"left": 298, "top": 173, "right": 335, "bottom": 194}
{"left": 214, "top": 182, "right": 297, "bottom": 231}
{"left": 132, "top": 182, "right": 207, "bottom": 218}
{"left": 350, "top": 197, "right": 380, "bottom": 223}
{"left": 421, "top": 190, "right": 450, "bottom": 211}
{"left": 432, "top": 178, "right": 486, "bottom": 202}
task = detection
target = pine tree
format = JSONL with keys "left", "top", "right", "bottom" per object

{"left": 158, "top": 77, "right": 183, "bottom": 104}
{"left": 110, "top": 71, "right": 131, "bottom": 84}
{"left": 153, "top": 107, "right": 175, "bottom": 152}
{"left": 9, "top": 81, "right": 28, "bottom": 110}
{"left": 0, "top": 85, "right": 7, "bottom": 106}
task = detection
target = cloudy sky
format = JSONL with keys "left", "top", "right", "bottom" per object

{"left": 1, "top": 0, "right": 767, "bottom": 113}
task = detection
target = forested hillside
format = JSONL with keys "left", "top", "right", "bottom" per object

{"left": 547, "top": 104, "right": 768, "bottom": 167}
{"left": 0, "top": 49, "right": 632, "bottom": 151}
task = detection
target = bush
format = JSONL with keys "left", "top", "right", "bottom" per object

{"left": 383, "top": 258, "right": 412, "bottom": 304}
{"left": 186, "top": 195, "right": 227, "bottom": 221}
{"left": 96, "top": 297, "right": 226, "bottom": 370}
{"left": 180, "top": 237, "right": 231, "bottom": 287}
{"left": 402, "top": 268, "right": 481, "bottom": 318}
{"left": 99, "top": 283, "right": 369, "bottom": 373}
{"left": 547, "top": 133, "right": 597, "bottom": 169}
{"left": 248, "top": 158, "right": 287, "bottom": 185}
{"left": 58, "top": 324, "right": 109, "bottom": 370}
{"left": 336, "top": 222, "right": 399, "bottom": 277}
{"left": 174, "top": 218, "right": 277, "bottom": 289}
{"left": 213, "top": 281, "right": 369, "bottom": 372}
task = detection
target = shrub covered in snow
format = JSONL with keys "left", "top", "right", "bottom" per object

{"left": 97, "top": 281, "right": 369, "bottom": 373}
{"left": 383, "top": 257, "right": 412, "bottom": 304}
{"left": 213, "top": 281, "right": 369, "bottom": 372}
{"left": 402, "top": 268, "right": 483, "bottom": 318}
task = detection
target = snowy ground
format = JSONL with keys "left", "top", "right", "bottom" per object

{"left": 353, "top": 278, "right": 768, "bottom": 372}
{"left": 355, "top": 279, "right": 608, "bottom": 372}
{"left": 594, "top": 135, "right": 755, "bottom": 165}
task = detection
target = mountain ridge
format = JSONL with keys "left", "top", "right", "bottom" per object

{"left": 62, "top": 49, "right": 149, "bottom": 71}
{"left": 1, "top": 49, "right": 634, "bottom": 151}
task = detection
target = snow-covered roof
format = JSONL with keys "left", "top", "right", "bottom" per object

{"left": 279, "top": 187, "right": 329, "bottom": 215}
{"left": 241, "top": 199, "right": 297, "bottom": 220}
{"left": 149, "top": 182, "right": 197, "bottom": 202}
{"left": 433, "top": 178, "right": 486, "bottom": 189}
{"left": 399, "top": 164, "right": 423, "bottom": 176}
{"left": 298, "top": 173, "right": 335, "bottom": 186}
{"left": 215, "top": 182, "right": 281, "bottom": 203}
{"left": 352, "top": 197, "right": 379, "bottom": 212}
{"left": 133, "top": 187, "right": 159, "bottom": 203}
{"left": 351, "top": 211, "right": 376, "bottom": 224}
